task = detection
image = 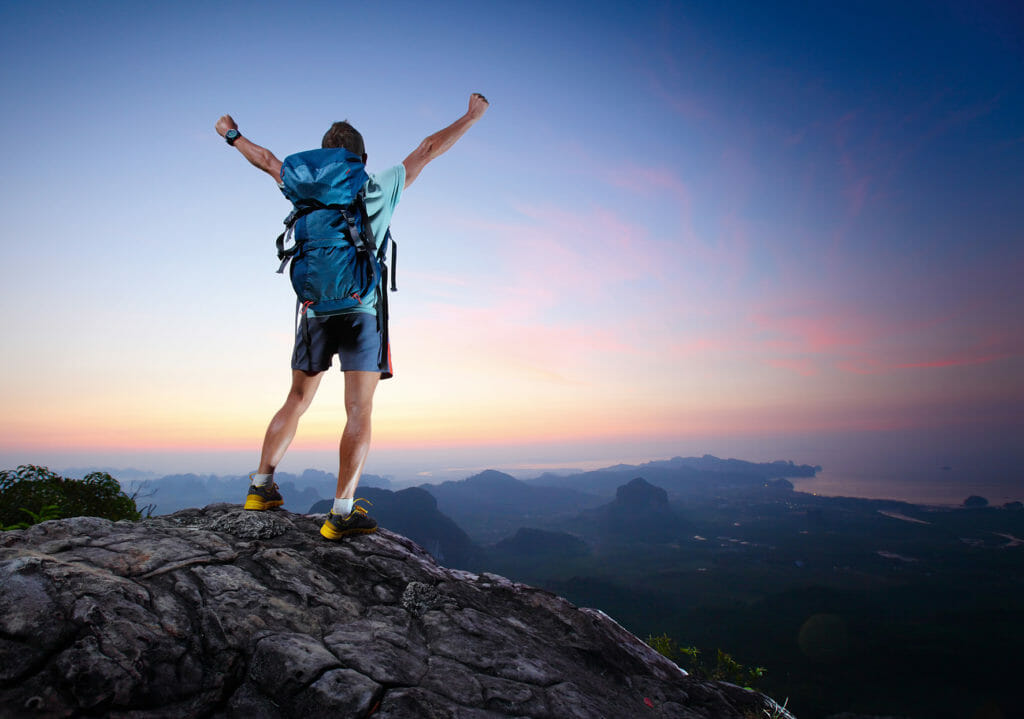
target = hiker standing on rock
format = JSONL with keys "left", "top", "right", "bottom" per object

{"left": 215, "top": 93, "right": 489, "bottom": 539}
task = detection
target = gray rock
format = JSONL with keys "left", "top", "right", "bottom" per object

{"left": 0, "top": 506, "right": 790, "bottom": 718}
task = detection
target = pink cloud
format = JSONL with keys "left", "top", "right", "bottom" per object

{"left": 642, "top": 55, "right": 712, "bottom": 121}
{"left": 667, "top": 336, "right": 735, "bottom": 357}
{"left": 488, "top": 202, "right": 657, "bottom": 308}
{"left": 895, "top": 93, "right": 1002, "bottom": 164}
{"left": 764, "top": 357, "right": 819, "bottom": 376}
{"left": 827, "top": 91, "right": 1005, "bottom": 223}
{"left": 741, "top": 231, "right": 1024, "bottom": 378}
{"left": 843, "top": 176, "right": 870, "bottom": 216}
{"left": 894, "top": 353, "right": 1014, "bottom": 370}
{"left": 602, "top": 162, "right": 691, "bottom": 205}
{"left": 750, "top": 308, "right": 878, "bottom": 354}
{"left": 828, "top": 111, "right": 875, "bottom": 222}
{"left": 815, "top": 322, "right": 1023, "bottom": 375}
{"left": 405, "top": 301, "right": 633, "bottom": 380}
{"left": 889, "top": 326, "right": 1023, "bottom": 371}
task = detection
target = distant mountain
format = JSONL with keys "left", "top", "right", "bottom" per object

{"left": 62, "top": 466, "right": 159, "bottom": 482}
{"left": 526, "top": 455, "right": 820, "bottom": 498}
{"left": 288, "top": 468, "right": 392, "bottom": 491}
{"left": 665, "top": 455, "right": 819, "bottom": 477}
{"left": 133, "top": 473, "right": 238, "bottom": 515}
{"left": 121, "top": 469, "right": 390, "bottom": 516}
{"left": 615, "top": 476, "right": 671, "bottom": 507}
{"left": 421, "top": 470, "right": 604, "bottom": 544}
{"left": 309, "top": 487, "right": 477, "bottom": 569}
{"left": 572, "top": 477, "right": 692, "bottom": 544}
{"left": 492, "top": 528, "right": 590, "bottom": 559}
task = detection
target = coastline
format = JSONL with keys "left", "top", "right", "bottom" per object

{"left": 789, "top": 468, "right": 1022, "bottom": 508}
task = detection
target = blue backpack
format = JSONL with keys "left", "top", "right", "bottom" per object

{"left": 275, "top": 148, "right": 396, "bottom": 316}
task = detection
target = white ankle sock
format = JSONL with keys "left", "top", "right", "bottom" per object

{"left": 332, "top": 497, "right": 354, "bottom": 516}
{"left": 251, "top": 472, "right": 273, "bottom": 487}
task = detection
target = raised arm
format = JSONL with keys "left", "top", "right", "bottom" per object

{"left": 215, "top": 115, "right": 283, "bottom": 184}
{"left": 402, "top": 93, "right": 489, "bottom": 189}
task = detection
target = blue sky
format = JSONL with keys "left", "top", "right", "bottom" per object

{"left": 1, "top": 1, "right": 1021, "bottom": 500}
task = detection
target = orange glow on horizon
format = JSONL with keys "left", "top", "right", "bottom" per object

{"left": 5, "top": 390, "right": 1014, "bottom": 457}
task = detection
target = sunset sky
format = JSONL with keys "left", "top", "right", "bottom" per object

{"left": 1, "top": 1, "right": 1021, "bottom": 498}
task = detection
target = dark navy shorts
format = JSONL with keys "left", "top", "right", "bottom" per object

{"left": 292, "top": 311, "right": 393, "bottom": 379}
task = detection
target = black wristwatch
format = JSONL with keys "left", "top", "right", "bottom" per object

{"left": 225, "top": 129, "right": 241, "bottom": 146}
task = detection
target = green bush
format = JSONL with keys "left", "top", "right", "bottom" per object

{"left": 646, "top": 632, "right": 680, "bottom": 660}
{"left": 0, "top": 465, "right": 142, "bottom": 529}
{"left": 645, "top": 633, "right": 767, "bottom": 690}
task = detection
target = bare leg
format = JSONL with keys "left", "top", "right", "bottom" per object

{"left": 335, "top": 371, "right": 380, "bottom": 499}
{"left": 258, "top": 369, "right": 324, "bottom": 474}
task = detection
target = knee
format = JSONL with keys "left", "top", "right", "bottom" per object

{"left": 345, "top": 398, "right": 374, "bottom": 422}
{"left": 286, "top": 388, "right": 316, "bottom": 413}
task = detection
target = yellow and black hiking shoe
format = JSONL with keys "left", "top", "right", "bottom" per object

{"left": 243, "top": 477, "right": 284, "bottom": 511}
{"left": 320, "top": 500, "right": 377, "bottom": 540}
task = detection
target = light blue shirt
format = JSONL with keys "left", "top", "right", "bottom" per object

{"left": 363, "top": 164, "right": 405, "bottom": 247}
{"left": 350, "top": 164, "right": 404, "bottom": 314}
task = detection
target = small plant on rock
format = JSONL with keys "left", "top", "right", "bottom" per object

{"left": 763, "top": 696, "right": 789, "bottom": 718}
{"left": 645, "top": 633, "right": 767, "bottom": 691}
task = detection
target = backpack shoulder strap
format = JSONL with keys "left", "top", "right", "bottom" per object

{"left": 346, "top": 192, "right": 377, "bottom": 255}
{"left": 354, "top": 193, "right": 399, "bottom": 291}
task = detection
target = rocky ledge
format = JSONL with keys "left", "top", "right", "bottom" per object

{"left": 0, "top": 505, "right": 790, "bottom": 718}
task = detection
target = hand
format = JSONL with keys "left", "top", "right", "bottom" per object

{"left": 467, "top": 93, "right": 489, "bottom": 121}
{"left": 215, "top": 114, "right": 238, "bottom": 138}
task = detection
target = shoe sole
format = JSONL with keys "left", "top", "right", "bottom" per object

{"left": 244, "top": 495, "right": 284, "bottom": 510}
{"left": 320, "top": 523, "right": 378, "bottom": 540}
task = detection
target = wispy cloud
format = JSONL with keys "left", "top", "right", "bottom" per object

{"left": 894, "top": 354, "right": 1013, "bottom": 370}
{"left": 764, "top": 357, "right": 819, "bottom": 376}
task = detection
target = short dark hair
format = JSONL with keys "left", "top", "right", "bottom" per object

{"left": 321, "top": 121, "right": 365, "bottom": 156}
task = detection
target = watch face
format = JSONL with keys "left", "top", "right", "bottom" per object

{"left": 226, "top": 129, "right": 239, "bottom": 140}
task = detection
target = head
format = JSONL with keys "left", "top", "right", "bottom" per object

{"left": 321, "top": 120, "right": 367, "bottom": 162}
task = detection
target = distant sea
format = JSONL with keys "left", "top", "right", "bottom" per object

{"left": 790, "top": 468, "right": 1022, "bottom": 507}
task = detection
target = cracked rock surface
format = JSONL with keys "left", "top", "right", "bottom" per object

{"left": 0, "top": 505, "right": 782, "bottom": 718}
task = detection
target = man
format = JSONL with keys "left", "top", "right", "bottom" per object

{"left": 214, "top": 93, "right": 489, "bottom": 539}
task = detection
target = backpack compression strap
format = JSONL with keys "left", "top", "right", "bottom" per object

{"left": 274, "top": 194, "right": 396, "bottom": 295}
{"left": 275, "top": 201, "right": 324, "bottom": 274}
{"left": 275, "top": 193, "right": 381, "bottom": 274}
